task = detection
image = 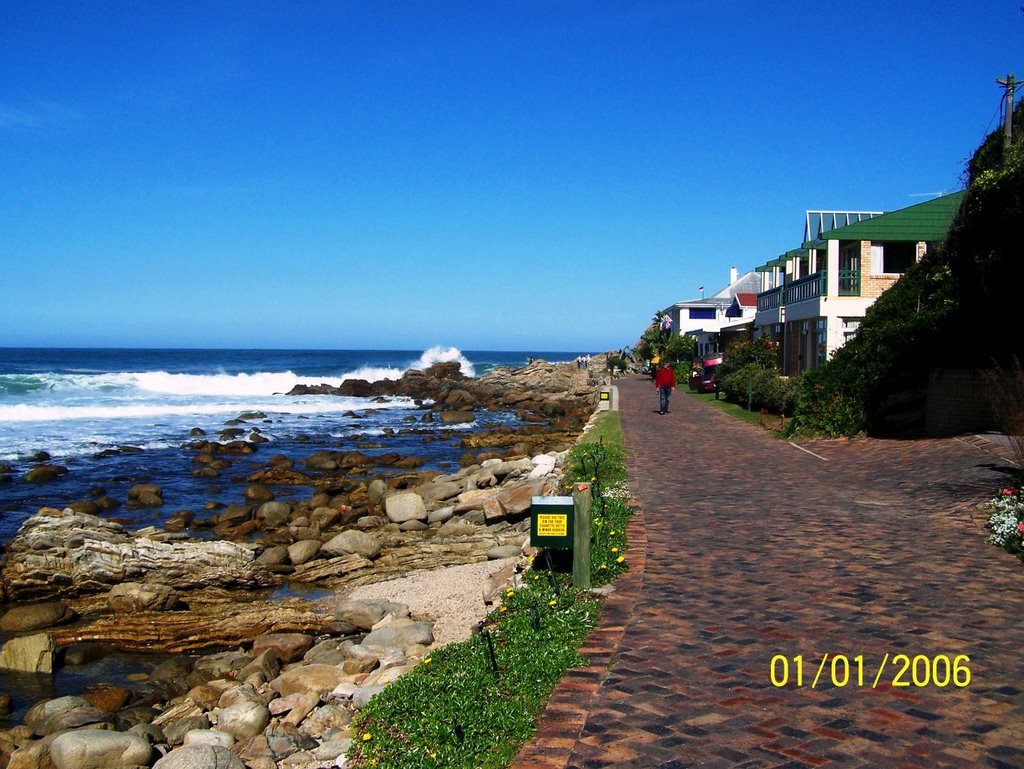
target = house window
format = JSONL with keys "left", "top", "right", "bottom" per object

{"left": 878, "top": 242, "right": 915, "bottom": 274}
{"left": 688, "top": 308, "right": 716, "bottom": 320}
{"left": 814, "top": 319, "right": 827, "bottom": 367}
{"left": 842, "top": 318, "right": 860, "bottom": 342}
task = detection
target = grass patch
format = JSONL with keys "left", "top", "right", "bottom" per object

{"left": 578, "top": 410, "right": 623, "bottom": 450}
{"left": 684, "top": 390, "right": 787, "bottom": 436}
{"left": 347, "top": 408, "right": 635, "bottom": 768}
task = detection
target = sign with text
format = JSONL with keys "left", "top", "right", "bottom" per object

{"left": 530, "top": 496, "right": 574, "bottom": 550}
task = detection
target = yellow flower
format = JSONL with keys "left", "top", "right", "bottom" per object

{"left": 609, "top": 530, "right": 616, "bottom": 535}
{"left": 430, "top": 752, "right": 437, "bottom": 759}
{"left": 423, "top": 657, "right": 432, "bottom": 664}
{"left": 548, "top": 599, "right": 557, "bottom": 606}
{"left": 500, "top": 606, "right": 507, "bottom": 612}
{"left": 506, "top": 589, "right": 515, "bottom": 597}
{"left": 610, "top": 547, "right": 619, "bottom": 553}
{"left": 600, "top": 564, "right": 607, "bottom": 570}
{"left": 616, "top": 555, "right": 625, "bottom": 563}
{"left": 591, "top": 476, "right": 597, "bottom": 481}
{"left": 362, "top": 732, "right": 373, "bottom": 742}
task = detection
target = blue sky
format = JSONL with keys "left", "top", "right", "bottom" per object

{"left": 1, "top": 1, "right": 1020, "bottom": 352}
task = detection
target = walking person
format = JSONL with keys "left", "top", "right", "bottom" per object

{"left": 654, "top": 361, "right": 676, "bottom": 414}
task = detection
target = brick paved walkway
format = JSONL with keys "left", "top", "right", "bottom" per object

{"left": 514, "top": 376, "right": 1024, "bottom": 769}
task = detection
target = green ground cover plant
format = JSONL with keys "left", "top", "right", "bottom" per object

{"left": 347, "top": 411, "right": 633, "bottom": 768}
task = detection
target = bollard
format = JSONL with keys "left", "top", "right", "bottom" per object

{"left": 572, "top": 483, "right": 592, "bottom": 590}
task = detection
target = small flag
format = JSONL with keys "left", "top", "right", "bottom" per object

{"left": 698, "top": 285, "right": 704, "bottom": 292}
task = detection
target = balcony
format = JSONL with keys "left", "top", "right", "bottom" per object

{"left": 756, "top": 286, "right": 784, "bottom": 312}
{"left": 784, "top": 271, "right": 827, "bottom": 304}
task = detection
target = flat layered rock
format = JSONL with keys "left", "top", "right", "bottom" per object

{"left": 2, "top": 511, "right": 275, "bottom": 601}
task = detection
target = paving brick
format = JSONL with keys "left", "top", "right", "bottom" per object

{"left": 512, "top": 377, "right": 1024, "bottom": 769}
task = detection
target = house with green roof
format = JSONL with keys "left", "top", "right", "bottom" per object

{"left": 753, "top": 191, "right": 965, "bottom": 375}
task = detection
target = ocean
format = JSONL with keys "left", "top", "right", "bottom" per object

{"left": 0, "top": 346, "right": 578, "bottom": 543}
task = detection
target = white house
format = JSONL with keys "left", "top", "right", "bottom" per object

{"left": 662, "top": 267, "right": 762, "bottom": 356}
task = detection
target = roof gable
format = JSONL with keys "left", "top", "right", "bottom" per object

{"left": 805, "top": 191, "right": 965, "bottom": 246}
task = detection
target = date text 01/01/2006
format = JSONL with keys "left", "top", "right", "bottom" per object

{"left": 769, "top": 653, "right": 971, "bottom": 689}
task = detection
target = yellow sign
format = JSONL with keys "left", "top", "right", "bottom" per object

{"left": 600, "top": 391, "right": 610, "bottom": 400}
{"left": 535, "top": 514, "right": 568, "bottom": 538}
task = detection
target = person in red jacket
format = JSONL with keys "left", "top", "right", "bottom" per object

{"left": 654, "top": 361, "right": 676, "bottom": 414}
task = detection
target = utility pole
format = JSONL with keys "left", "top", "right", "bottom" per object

{"left": 997, "top": 73, "right": 1016, "bottom": 151}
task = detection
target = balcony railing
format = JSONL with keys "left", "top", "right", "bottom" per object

{"left": 838, "top": 269, "right": 861, "bottom": 296}
{"left": 756, "top": 286, "right": 784, "bottom": 312}
{"left": 757, "top": 269, "right": 863, "bottom": 310}
{"left": 784, "top": 271, "right": 827, "bottom": 305}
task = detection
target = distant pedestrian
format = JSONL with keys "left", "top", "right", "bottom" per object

{"left": 654, "top": 361, "right": 676, "bottom": 414}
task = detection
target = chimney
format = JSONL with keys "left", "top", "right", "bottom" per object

{"left": 729, "top": 266, "right": 738, "bottom": 285}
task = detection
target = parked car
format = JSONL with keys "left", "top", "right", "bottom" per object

{"left": 697, "top": 353, "right": 723, "bottom": 393}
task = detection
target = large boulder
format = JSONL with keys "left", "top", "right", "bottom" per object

{"left": 49, "top": 730, "right": 153, "bottom": 769}
{"left": 331, "top": 600, "right": 409, "bottom": 631}
{"left": 107, "top": 582, "right": 180, "bottom": 612}
{"left": 255, "top": 501, "right": 291, "bottom": 528}
{"left": 383, "top": 492, "right": 426, "bottom": 524}
{"left": 321, "top": 530, "right": 381, "bottom": 559}
{"left": 152, "top": 744, "right": 247, "bottom": 769}
{"left": 287, "top": 539, "right": 321, "bottom": 565}
{"left": 0, "top": 601, "right": 76, "bottom": 632}
{"left": 361, "top": 619, "right": 434, "bottom": 652}
{"left": 272, "top": 664, "right": 350, "bottom": 697}
{"left": 251, "top": 633, "right": 315, "bottom": 664}
{"left": 217, "top": 700, "right": 270, "bottom": 741}
{"left": 25, "top": 695, "right": 112, "bottom": 735}
{"left": 0, "top": 633, "right": 54, "bottom": 673}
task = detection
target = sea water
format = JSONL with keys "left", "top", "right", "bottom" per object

{"left": 0, "top": 346, "right": 576, "bottom": 542}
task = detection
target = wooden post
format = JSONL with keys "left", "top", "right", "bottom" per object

{"left": 572, "top": 483, "right": 592, "bottom": 590}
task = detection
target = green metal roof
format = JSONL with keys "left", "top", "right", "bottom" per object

{"left": 805, "top": 191, "right": 965, "bottom": 245}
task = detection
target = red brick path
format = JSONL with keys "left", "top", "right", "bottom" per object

{"left": 513, "top": 375, "right": 1024, "bottom": 769}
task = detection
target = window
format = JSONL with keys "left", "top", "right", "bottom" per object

{"left": 878, "top": 242, "right": 915, "bottom": 274}
{"left": 814, "top": 319, "right": 827, "bottom": 367}
{"left": 688, "top": 308, "right": 716, "bottom": 320}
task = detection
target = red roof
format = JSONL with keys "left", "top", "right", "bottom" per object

{"left": 735, "top": 293, "right": 757, "bottom": 307}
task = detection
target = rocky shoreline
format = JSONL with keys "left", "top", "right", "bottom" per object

{"left": 0, "top": 360, "right": 603, "bottom": 768}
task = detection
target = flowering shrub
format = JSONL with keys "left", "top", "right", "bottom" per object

{"left": 985, "top": 487, "right": 1024, "bottom": 556}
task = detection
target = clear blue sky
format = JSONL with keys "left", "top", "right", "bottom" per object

{"left": 1, "top": 1, "right": 1020, "bottom": 352}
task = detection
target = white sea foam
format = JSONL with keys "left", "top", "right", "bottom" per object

{"left": 344, "top": 346, "right": 476, "bottom": 382}
{"left": 131, "top": 370, "right": 347, "bottom": 396}
{"left": 0, "top": 397, "right": 414, "bottom": 423}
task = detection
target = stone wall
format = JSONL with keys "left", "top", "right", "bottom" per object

{"left": 926, "top": 368, "right": 998, "bottom": 437}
